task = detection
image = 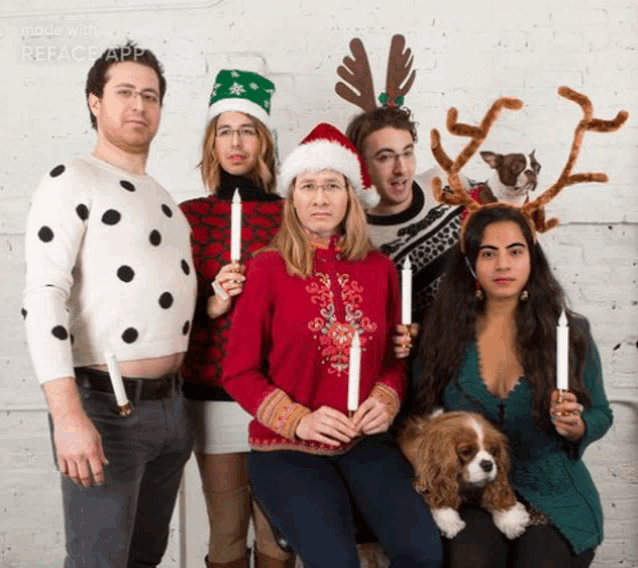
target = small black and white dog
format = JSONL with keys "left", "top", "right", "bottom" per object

{"left": 475, "top": 150, "right": 541, "bottom": 207}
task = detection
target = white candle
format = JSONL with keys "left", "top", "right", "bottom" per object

{"left": 104, "top": 351, "right": 132, "bottom": 415}
{"left": 347, "top": 331, "right": 361, "bottom": 412}
{"left": 401, "top": 255, "right": 412, "bottom": 325}
{"left": 230, "top": 188, "right": 242, "bottom": 262}
{"left": 556, "top": 309, "right": 569, "bottom": 390}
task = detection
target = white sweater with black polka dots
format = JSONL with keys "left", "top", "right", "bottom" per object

{"left": 23, "top": 155, "right": 197, "bottom": 384}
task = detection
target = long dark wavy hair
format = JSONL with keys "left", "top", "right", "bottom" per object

{"left": 412, "top": 204, "right": 591, "bottom": 431}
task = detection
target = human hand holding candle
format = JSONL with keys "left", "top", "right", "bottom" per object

{"left": 347, "top": 330, "right": 361, "bottom": 416}
{"left": 104, "top": 352, "right": 132, "bottom": 416}
{"left": 230, "top": 188, "right": 242, "bottom": 262}
{"left": 393, "top": 323, "right": 420, "bottom": 359}
{"left": 208, "top": 263, "right": 246, "bottom": 318}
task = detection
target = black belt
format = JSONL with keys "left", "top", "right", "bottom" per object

{"left": 75, "top": 367, "right": 180, "bottom": 401}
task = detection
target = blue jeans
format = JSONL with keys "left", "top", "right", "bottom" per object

{"left": 248, "top": 434, "right": 442, "bottom": 568}
{"left": 49, "top": 376, "right": 193, "bottom": 568}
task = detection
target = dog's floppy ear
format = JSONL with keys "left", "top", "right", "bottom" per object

{"left": 412, "top": 422, "right": 462, "bottom": 510}
{"left": 481, "top": 428, "right": 517, "bottom": 511}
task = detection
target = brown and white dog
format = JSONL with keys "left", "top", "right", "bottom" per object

{"left": 398, "top": 410, "right": 529, "bottom": 539}
{"left": 474, "top": 150, "right": 541, "bottom": 207}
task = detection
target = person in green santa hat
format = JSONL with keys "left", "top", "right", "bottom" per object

{"left": 180, "top": 69, "right": 295, "bottom": 568}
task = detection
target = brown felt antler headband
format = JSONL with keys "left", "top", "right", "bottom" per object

{"left": 335, "top": 34, "right": 416, "bottom": 110}
{"left": 430, "top": 86, "right": 629, "bottom": 250}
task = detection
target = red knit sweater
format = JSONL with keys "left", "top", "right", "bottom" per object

{"left": 222, "top": 239, "right": 405, "bottom": 455}
{"left": 179, "top": 194, "right": 282, "bottom": 399}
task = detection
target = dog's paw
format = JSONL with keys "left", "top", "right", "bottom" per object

{"left": 432, "top": 507, "right": 466, "bottom": 539}
{"left": 492, "top": 501, "right": 530, "bottom": 539}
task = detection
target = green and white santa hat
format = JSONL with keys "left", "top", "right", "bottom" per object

{"left": 207, "top": 69, "right": 275, "bottom": 127}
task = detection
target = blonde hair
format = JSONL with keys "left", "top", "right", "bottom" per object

{"left": 265, "top": 178, "right": 374, "bottom": 278}
{"left": 200, "top": 113, "right": 276, "bottom": 194}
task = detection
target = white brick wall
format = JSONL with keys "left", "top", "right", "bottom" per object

{"left": 1, "top": 0, "right": 636, "bottom": 566}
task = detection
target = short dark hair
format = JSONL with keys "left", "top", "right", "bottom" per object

{"left": 345, "top": 106, "right": 418, "bottom": 157}
{"left": 85, "top": 40, "right": 167, "bottom": 129}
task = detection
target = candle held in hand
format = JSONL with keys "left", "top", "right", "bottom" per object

{"left": 556, "top": 309, "right": 569, "bottom": 390}
{"left": 230, "top": 188, "right": 242, "bottom": 262}
{"left": 347, "top": 331, "right": 361, "bottom": 412}
{"left": 401, "top": 255, "right": 412, "bottom": 325}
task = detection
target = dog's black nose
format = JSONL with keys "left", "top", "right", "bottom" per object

{"left": 480, "top": 459, "right": 494, "bottom": 473}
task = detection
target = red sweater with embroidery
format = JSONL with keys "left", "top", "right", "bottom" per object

{"left": 222, "top": 240, "right": 405, "bottom": 455}
{"left": 180, "top": 188, "right": 282, "bottom": 400}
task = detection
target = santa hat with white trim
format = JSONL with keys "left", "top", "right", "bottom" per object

{"left": 207, "top": 69, "right": 275, "bottom": 127}
{"left": 279, "top": 122, "right": 380, "bottom": 208}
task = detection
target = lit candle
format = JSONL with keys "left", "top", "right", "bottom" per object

{"left": 230, "top": 188, "right": 242, "bottom": 262}
{"left": 104, "top": 352, "right": 132, "bottom": 416}
{"left": 556, "top": 309, "right": 569, "bottom": 390}
{"left": 347, "top": 330, "right": 361, "bottom": 413}
{"left": 401, "top": 255, "right": 412, "bottom": 325}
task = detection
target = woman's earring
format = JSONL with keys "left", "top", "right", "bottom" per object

{"left": 475, "top": 280, "right": 484, "bottom": 300}
{"left": 520, "top": 290, "right": 529, "bottom": 301}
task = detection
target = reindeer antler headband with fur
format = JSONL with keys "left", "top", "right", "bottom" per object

{"left": 430, "top": 86, "right": 628, "bottom": 251}
{"left": 335, "top": 34, "right": 416, "bottom": 110}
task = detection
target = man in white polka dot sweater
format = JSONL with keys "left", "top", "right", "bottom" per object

{"left": 22, "top": 42, "right": 196, "bottom": 568}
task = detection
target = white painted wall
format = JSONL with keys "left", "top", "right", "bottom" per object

{"left": 1, "top": 0, "right": 636, "bottom": 566}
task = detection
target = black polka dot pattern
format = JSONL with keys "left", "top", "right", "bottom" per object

{"left": 102, "top": 209, "right": 121, "bottom": 225}
{"left": 117, "top": 265, "right": 135, "bottom": 282}
{"left": 181, "top": 259, "right": 190, "bottom": 275}
{"left": 162, "top": 204, "right": 173, "bottom": 217}
{"left": 38, "top": 226, "right": 54, "bottom": 242}
{"left": 50, "top": 165, "right": 65, "bottom": 177}
{"left": 122, "top": 328, "right": 138, "bottom": 343}
{"left": 76, "top": 204, "right": 89, "bottom": 221}
{"left": 149, "top": 230, "right": 161, "bottom": 246}
{"left": 120, "top": 180, "right": 135, "bottom": 192}
{"left": 52, "top": 325, "right": 68, "bottom": 340}
{"left": 70, "top": 334, "right": 75, "bottom": 345}
{"left": 159, "top": 292, "right": 174, "bottom": 309}
{"left": 21, "top": 308, "right": 27, "bottom": 319}
{"left": 182, "top": 321, "right": 190, "bottom": 335}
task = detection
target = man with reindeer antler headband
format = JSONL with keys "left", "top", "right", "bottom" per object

{"left": 336, "top": 35, "right": 476, "bottom": 334}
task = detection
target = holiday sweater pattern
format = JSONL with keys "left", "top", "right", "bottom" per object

{"left": 367, "top": 169, "right": 482, "bottom": 323}
{"left": 222, "top": 240, "right": 404, "bottom": 455}
{"left": 180, "top": 184, "right": 282, "bottom": 400}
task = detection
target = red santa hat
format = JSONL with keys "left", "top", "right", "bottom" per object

{"left": 278, "top": 122, "right": 380, "bottom": 208}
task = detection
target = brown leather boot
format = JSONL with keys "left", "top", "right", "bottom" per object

{"left": 205, "top": 550, "right": 250, "bottom": 568}
{"left": 254, "top": 548, "right": 296, "bottom": 568}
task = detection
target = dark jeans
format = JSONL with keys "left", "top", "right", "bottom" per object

{"left": 248, "top": 433, "right": 443, "bottom": 568}
{"left": 49, "top": 377, "right": 193, "bottom": 568}
{"left": 443, "top": 506, "right": 595, "bottom": 568}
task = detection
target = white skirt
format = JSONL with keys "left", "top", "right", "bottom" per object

{"left": 186, "top": 399, "right": 252, "bottom": 454}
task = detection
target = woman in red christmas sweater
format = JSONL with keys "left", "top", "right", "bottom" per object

{"left": 180, "top": 70, "right": 295, "bottom": 568}
{"left": 222, "top": 123, "right": 442, "bottom": 568}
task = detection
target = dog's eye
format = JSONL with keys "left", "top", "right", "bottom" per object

{"left": 457, "top": 446, "right": 474, "bottom": 459}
